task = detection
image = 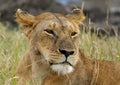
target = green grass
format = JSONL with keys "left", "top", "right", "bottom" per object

{"left": 0, "top": 23, "right": 120, "bottom": 85}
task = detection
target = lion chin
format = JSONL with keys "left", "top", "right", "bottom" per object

{"left": 51, "top": 64, "right": 74, "bottom": 75}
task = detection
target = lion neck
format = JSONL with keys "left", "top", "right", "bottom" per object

{"left": 29, "top": 48, "right": 51, "bottom": 81}
{"left": 77, "top": 50, "right": 98, "bottom": 84}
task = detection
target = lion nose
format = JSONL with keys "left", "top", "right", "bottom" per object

{"left": 59, "top": 49, "right": 74, "bottom": 58}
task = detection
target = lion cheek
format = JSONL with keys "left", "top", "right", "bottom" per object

{"left": 67, "top": 56, "right": 79, "bottom": 66}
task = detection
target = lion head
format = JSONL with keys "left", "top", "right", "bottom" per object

{"left": 16, "top": 8, "right": 85, "bottom": 75}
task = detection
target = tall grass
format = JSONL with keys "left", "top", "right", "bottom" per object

{"left": 0, "top": 23, "right": 27, "bottom": 85}
{"left": 79, "top": 29, "right": 120, "bottom": 61}
{"left": 0, "top": 23, "right": 120, "bottom": 85}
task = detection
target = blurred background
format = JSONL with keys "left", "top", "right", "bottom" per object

{"left": 0, "top": 0, "right": 120, "bottom": 36}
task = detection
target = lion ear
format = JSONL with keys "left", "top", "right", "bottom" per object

{"left": 16, "top": 9, "right": 37, "bottom": 37}
{"left": 66, "top": 8, "right": 85, "bottom": 25}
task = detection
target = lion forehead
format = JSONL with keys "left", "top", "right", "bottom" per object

{"left": 35, "top": 19, "right": 78, "bottom": 32}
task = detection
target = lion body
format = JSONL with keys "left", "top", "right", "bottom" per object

{"left": 16, "top": 9, "right": 120, "bottom": 85}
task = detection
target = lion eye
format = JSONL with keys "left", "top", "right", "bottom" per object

{"left": 71, "top": 32, "right": 77, "bottom": 37}
{"left": 44, "top": 29, "right": 55, "bottom": 36}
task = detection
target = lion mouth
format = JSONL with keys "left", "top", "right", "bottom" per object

{"left": 50, "top": 61, "right": 73, "bottom": 67}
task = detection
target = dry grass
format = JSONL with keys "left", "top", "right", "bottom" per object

{"left": 0, "top": 23, "right": 27, "bottom": 85}
{"left": 0, "top": 23, "right": 120, "bottom": 85}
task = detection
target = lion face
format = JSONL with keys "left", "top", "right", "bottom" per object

{"left": 33, "top": 18, "right": 80, "bottom": 75}
{"left": 16, "top": 9, "right": 85, "bottom": 75}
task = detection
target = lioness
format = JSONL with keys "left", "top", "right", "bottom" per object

{"left": 16, "top": 8, "right": 120, "bottom": 85}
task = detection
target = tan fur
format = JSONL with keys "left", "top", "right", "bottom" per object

{"left": 16, "top": 9, "right": 120, "bottom": 85}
